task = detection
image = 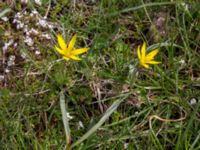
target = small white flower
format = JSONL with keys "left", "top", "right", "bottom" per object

{"left": 24, "top": 36, "right": 34, "bottom": 46}
{"left": 181, "top": 2, "right": 189, "bottom": 11}
{"left": 41, "top": 33, "right": 51, "bottom": 40}
{"left": 136, "top": 90, "right": 141, "bottom": 94}
{"left": 21, "top": 52, "right": 27, "bottom": 59}
{"left": 15, "top": 12, "right": 22, "bottom": 19}
{"left": 3, "top": 39, "right": 14, "bottom": 51}
{"left": 8, "top": 39, "right": 14, "bottom": 45}
{"left": 9, "top": 55, "right": 16, "bottom": 61}
{"left": 35, "top": 0, "right": 42, "bottom": 6}
{"left": 48, "top": 24, "right": 54, "bottom": 29}
{"left": 124, "top": 143, "right": 129, "bottom": 149}
{"left": 189, "top": 98, "right": 197, "bottom": 105}
{"left": 5, "top": 68, "right": 10, "bottom": 73}
{"left": 14, "top": 43, "right": 18, "bottom": 48}
{"left": 179, "top": 59, "right": 185, "bottom": 65}
{"left": 36, "top": 18, "right": 48, "bottom": 28}
{"left": 23, "top": 25, "right": 29, "bottom": 34}
{"left": 78, "top": 121, "right": 84, "bottom": 129}
{"left": 66, "top": 112, "right": 73, "bottom": 120}
{"left": 29, "top": 28, "right": 39, "bottom": 35}
{"left": 156, "top": 17, "right": 165, "bottom": 27}
{"left": 35, "top": 50, "right": 40, "bottom": 55}
{"left": 7, "top": 55, "right": 16, "bottom": 66}
{"left": 12, "top": 18, "right": 17, "bottom": 24}
{"left": 16, "top": 22, "right": 24, "bottom": 29}
{"left": 3, "top": 43, "right": 8, "bottom": 52}
{"left": 31, "top": 10, "right": 38, "bottom": 15}
{"left": 1, "top": 17, "right": 9, "bottom": 22}
{"left": 3, "top": 44, "right": 8, "bottom": 51}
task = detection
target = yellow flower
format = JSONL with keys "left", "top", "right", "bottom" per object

{"left": 55, "top": 33, "right": 89, "bottom": 61}
{"left": 137, "top": 42, "right": 161, "bottom": 69}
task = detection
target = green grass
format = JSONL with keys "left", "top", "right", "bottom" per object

{"left": 0, "top": 0, "right": 200, "bottom": 149}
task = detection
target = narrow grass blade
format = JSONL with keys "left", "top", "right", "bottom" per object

{"left": 150, "top": 130, "right": 164, "bottom": 150}
{"left": 147, "top": 42, "right": 183, "bottom": 51}
{"left": 189, "top": 131, "right": 200, "bottom": 150}
{"left": 70, "top": 97, "right": 126, "bottom": 149}
{"left": 120, "top": 2, "right": 177, "bottom": 13}
{"left": 0, "top": 8, "right": 11, "bottom": 18}
{"left": 183, "top": 102, "right": 200, "bottom": 148}
{"left": 60, "top": 91, "right": 71, "bottom": 148}
{"left": 109, "top": 2, "right": 178, "bottom": 16}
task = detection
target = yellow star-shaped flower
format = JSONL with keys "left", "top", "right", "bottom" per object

{"left": 55, "top": 33, "right": 89, "bottom": 61}
{"left": 137, "top": 42, "right": 161, "bottom": 69}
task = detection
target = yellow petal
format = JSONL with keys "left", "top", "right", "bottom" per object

{"left": 145, "top": 49, "right": 159, "bottom": 61}
{"left": 146, "top": 60, "right": 161, "bottom": 64}
{"left": 71, "top": 48, "right": 89, "bottom": 55}
{"left": 68, "top": 33, "right": 77, "bottom": 51}
{"left": 137, "top": 45, "right": 141, "bottom": 60}
{"left": 141, "top": 42, "right": 146, "bottom": 60}
{"left": 55, "top": 46, "right": 65, "bottom": 55}
{"left": 57, "top": 34, "right": 67, "bottom": 51}
{"left": 140, "top": 60, "right": 149, "bottom": 69}
{"left": 69, "top": 55, "right": 81, "bottom": 61}
{"left": 63, "top": 56, "right": 70, "bottom": 61}
{"left": 142, "top": 63, "right": 150, "bottom": 69}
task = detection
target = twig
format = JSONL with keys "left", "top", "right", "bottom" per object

{"left": 45, "top": 0, "right": 51, "bottom": 18}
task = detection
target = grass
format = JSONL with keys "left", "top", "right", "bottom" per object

{"left": 0, "top": 0, "right": 200, "bottom": 149}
